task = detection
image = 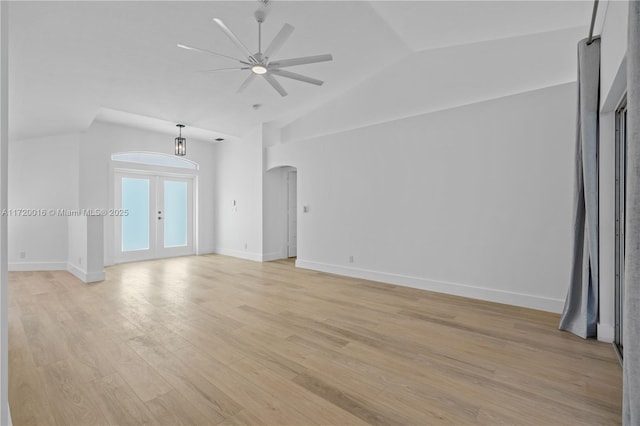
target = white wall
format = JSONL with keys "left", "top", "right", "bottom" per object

{"left": 78, "top": 121, "right": 216, "bottom": 265}
{"left": 8, "top": 134, "right": 79, "bottom": 270}
{"left": 258, "top": 19, "right": 590, "bottom": 315}
{"left": 598, "top": 0, "right": 629, "bottom": 342}
{"left": 266, "top": 83, "right": 576, "bottom": 313}
{"left": 67, "top": 215, "right": 87, "bottom": 278}
{"left": 67, "top": 215, "right": 104, "bottom": 283}
{"left": 213, "top": 126, "right": 263, "bottom": 261}
{"left": 281, "top": 27, "right": 583, "bottom": 144}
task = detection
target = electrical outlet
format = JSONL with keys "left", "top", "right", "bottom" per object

{"left": 78, "top": 257, "right": 82, "bottom": 265}
{"left": 349, "top": 255, "right": 354, "bottom": 263}
{"left": 19, "top": 251, "right": 25, "bottom": 259}
{"left": 244, "top": 243, "right": 248, "bottom": 250}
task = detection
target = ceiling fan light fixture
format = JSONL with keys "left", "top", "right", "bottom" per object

{"left": 251, "top": 64, "right": 268, "bottom": 75}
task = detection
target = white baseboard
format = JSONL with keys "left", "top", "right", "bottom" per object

{"left": 597, "top": 323, "right": 615, "bottom": 343}
{"left": 262, "top": 251, "right": 287, "bottom": 262}
{"left": 8, "top": 261, "right": 104, "bottom": 283}
{"left": 8, "top": 261, "right": 67, "bottom": 271}
{"left": 295, "top": 259, "right": 565, "bottom": 313}
{"left": 67, "top": 263, "right": 105, "bottom": 283}
{"left": 67, "top": 263, "right": 85, "bottom": 281}
{"left": 213, "top": 248, "right": 263, "bottom": 262}
{"left": 197, "top": 246, "right": 216, "bottom": 255}
{"left": 213, "top": 248, "right": 287, "bottom": 262}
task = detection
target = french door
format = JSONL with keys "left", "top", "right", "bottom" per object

{"left": 114, "top": 172, "right": 194, "bottom": 263}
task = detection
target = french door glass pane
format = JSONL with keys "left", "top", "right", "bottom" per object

{"left": 122, "top": 178, "right": 150, "bottom": 251}
{"left": 164, "top": 180, "right": 188, "bottom": 248}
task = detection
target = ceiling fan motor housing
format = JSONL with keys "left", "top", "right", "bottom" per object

{"left": 254, "top": 9, "right": 267, "bottom": 24}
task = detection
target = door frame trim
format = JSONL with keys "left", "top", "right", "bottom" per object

{"left": 614, "top": 94, "right": 627, "bottom": 361}
{"left": 287, "top": 169, "right": 297, "bottom": 258}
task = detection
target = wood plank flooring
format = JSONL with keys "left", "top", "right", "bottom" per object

{"left": 9, "top": 255, "right": 622, "bottom": 425}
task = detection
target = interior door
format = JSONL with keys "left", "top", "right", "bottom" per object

{"left": 287, "top": 170, "right": 297, "bottom": 257}
{"left": 115, "top": 172, "right": 194, "bottom": 263}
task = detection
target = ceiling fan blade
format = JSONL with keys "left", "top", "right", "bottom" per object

{"left": 177, "top": 44, "right": 248, "bottom": 64}
{"left": 237, "top": 73, "right": 256, "bottom": 93}
{"left": 213, "top": 18, "right": 257, "bottom": 63}
{"left": 263, "top": 23, "right": 294, "bottom": 59}
{"left": 199, "top": 67, "right": 250, "bottom": 73}
{"left": 263, "top": 74, "right": 288, "bottom": 97}
{"left": 268, "top": 54, "right": 333, "bottom": 68}
{"left": 270, "top": 69, "right": 323, "bottom": 86}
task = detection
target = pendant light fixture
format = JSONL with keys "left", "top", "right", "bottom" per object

{"left": 175, "top": 124, "right": 186, "bottom": 156}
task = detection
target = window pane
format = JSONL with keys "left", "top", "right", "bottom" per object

{"left": 164, "top": 180, "right": 188, "bottom": 248}
{"left": 122, "top": 178, "right": 150, "bottom": 251}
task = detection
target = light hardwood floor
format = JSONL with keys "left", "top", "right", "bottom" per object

{"left": 9, "top": 255, "right": 621, "bottom": 425}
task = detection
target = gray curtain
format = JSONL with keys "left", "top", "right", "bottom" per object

{"left": 559, "top": 37, "right": 600, "bottom": 339}
{"left": 624, "top": 2, "right": 640, "bottom": 424}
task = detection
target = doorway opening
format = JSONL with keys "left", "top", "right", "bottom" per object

{"left": 263, "top": 165, "right": 297, "bottom": 263}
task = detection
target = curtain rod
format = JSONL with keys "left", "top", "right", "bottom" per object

{"left": 587, "top": 0, "right": 600, "bottom": 45}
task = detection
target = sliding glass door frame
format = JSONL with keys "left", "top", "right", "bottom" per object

{"left": 614, "top": 95, "right": 627, "bottom": 361}
{"left": 112, "top": 165, "right": 197, "bottom": 264}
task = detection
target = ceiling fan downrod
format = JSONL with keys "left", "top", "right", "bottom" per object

{"left": 254, "top": 10, "right": 266, "bottom": 54}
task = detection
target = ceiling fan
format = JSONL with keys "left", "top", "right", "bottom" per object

{"left": 178, "top": 10, "right": 333, "bottom": 97}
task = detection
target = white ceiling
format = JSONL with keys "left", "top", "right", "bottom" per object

{"left": 8, "top": 1, "right": 593, "bottom": 141}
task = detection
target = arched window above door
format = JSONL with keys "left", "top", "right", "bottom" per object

{"left": 111, "top": 151, "right": 198, "bottom": 170}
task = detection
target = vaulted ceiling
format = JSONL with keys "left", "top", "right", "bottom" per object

{"left": 8, "top": 1, "right": 594, "bottom": 141}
